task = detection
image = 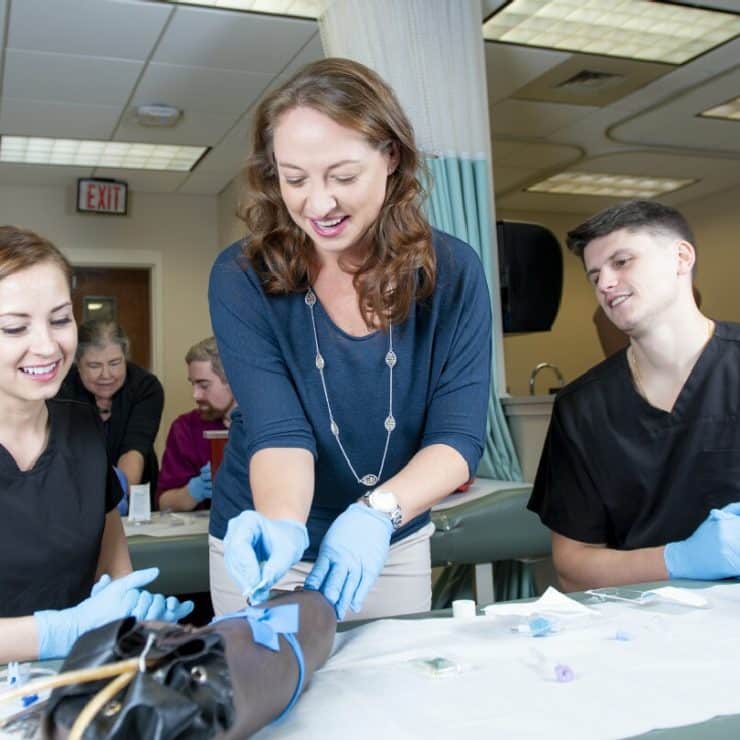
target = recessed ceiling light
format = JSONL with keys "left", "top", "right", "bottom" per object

{"left": 526, "top": 172, "right": 695, "bottom": 198}
{"left": 483, "top": 0, "right": 740, "bottom": 65}
{"left": 160, "top": 0, "right": 322, "bottom": 19}
{"left": 0, "top": 136, "right": 207, "bottom": 171}
{"left": 699, "top": 95, "right": 740, "bottom": 121}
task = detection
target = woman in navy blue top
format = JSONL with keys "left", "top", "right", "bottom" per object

{"left": 209, "top": 58, "right": 492, "bottom": 621}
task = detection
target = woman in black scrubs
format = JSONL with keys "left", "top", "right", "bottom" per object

{"left": 0, "top": 226, "right": 190, "bottom": 663}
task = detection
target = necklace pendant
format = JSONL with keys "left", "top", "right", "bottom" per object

{"left": 384, "top": 415, "right": 396, "bottom": 432}
{"left": 330, "top": 421, "right": 339, "bottom": 437}
{"left": 305, "top": 289, "right": 316, "bottom": 306}
{"left": 385, "top": 349, "right": 397, "bottom": 368}
{"left": 315, "top": 353, "right": 325, "bottom": 369}
{"left": 360, "top": 474, "right": 378, "bottom": 486}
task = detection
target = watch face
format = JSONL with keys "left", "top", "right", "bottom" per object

{"left": 370, "top": 490, "right": 398, "bottom": 513}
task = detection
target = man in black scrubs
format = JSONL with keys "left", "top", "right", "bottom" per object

{"left": 528, "top": 200, "right": 740, "bottom": 591}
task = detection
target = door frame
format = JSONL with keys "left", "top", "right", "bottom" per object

{"left": 62, "top": 248, "right": 163, "bottom": 378}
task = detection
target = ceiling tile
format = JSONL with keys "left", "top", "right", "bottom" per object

{"left": 611, "top": 68, "right": 740, "bottom": 152}
{"left": 270, "top": 30, "right": 324, "bottom": 86}
{"left": 490, "top": 99, "right": 597, "bottom": 138}
{"left": 0, "top": 98, "right": 121, "bottom": 139}
{"left": 115, "top": 108, "right": 238, "bottom": 146}
{"left": 3, "top": 50, "right": 142, "bottom": 106}
{"left": 492, "top": 139, "right": 582, "bottom": 169}
{"left": 193, "top": 114, "right": 251, "bottom": 173}
{"left": 177, "top": 168, "right": 236, "bottom": 195}
{"left": 132, "top": 62, "right": 273, "bottom": 115}
{"left": 7, "top": 0, "right": 171, "bottom": 60}
{"left": 153, "top": 5, "right": 317, "bottom": 74}
{"left": 498, "top": 150, "right": 740, "bottom": 213}
{"left": 486, "top": 42, "right": 570, "bottom": 104}
{"left": 0, "top": 162, "right": 92, "bottom": 188}
{"left": 492, "top": 165, "right": 540, "bottom": 193}
{"left": 577, "top": 151, "right": 740, "bottom": 180}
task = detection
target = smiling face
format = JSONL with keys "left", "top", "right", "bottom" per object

{"left": 77, "top": 342, "right": 127, "bottom": 402}
{"left": 583, "top": 227, "right": 692, "bottom": 335}
{"left": 272, "top": 106, "right": 398, "bottom": 264}
{"left": 188, "top": 360, "right": 234, "bottom": 421}
{"left": 0, "top": 261, "right": 76, "bottom": 408}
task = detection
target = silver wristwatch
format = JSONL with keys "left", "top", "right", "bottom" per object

{"left": 362, "top": 489, "right": 403, "bottom": 531}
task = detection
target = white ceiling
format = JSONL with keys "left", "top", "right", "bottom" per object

{"left": 0, "top": 0, "right": 738, "bottom": 214}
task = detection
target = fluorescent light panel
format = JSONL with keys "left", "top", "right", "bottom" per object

{"left": 0, "top": 137, "right": 207, "bottom": 171}
{"left": 527, "top": 172, "right": 695, "bottom": 198}
{"left": 161, "top": 0, "right": 322, "bottom": 18}
{"left": 699, "top": 96, "right": 740, "bottom": 121}
{"left": 483, "top": 0, "right": 740, "bottom": 65}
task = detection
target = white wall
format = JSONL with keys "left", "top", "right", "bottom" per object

{"left": 0, "top": 183, "right": 220, "bottom": 453}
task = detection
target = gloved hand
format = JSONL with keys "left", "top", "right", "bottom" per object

{"left": 224, "top": 511, "right": 308, "bottom": 604}
{"left": 187, "top": 462, "right": 213, "bottom": 503}
{"left": 304, "top": 503, "right": 392, "bottom": 620}
{"left": 34, "top": 568, "right": 194, "bottom": 660}
{"left": 664, "top": 502, "right": 740, "bottom": 579}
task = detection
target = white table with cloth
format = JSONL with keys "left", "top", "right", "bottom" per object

{"left": 256, "top": 580, "right": 740, "bottom": 740}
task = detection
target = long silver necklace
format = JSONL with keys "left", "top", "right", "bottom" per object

{"left": 305, "top": 287, "right": 396, "bottom": 487}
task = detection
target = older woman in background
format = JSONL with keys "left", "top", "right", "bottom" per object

{"left": 59, "top": 320, "right": 164, "bottom": 493}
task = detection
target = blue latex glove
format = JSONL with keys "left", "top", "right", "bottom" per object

{"left": 187, "top": 462, "right": 213, "bottom": 503}
{"left": 223, "top": 511, "right": 308, "bottom": 604}
{"left": 304, "top": 503, "right": 393, "bottom": 620}
{"left": 664, "top": 502, "right": 740, "bottom": 579}
{"left": 34, "top": 568, "right": 194, "bottom": 660}
{"left": 89, "top": 575, "right": 193, "bottom": 623}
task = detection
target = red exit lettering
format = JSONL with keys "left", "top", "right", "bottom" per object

{"left": 78, "top": 180, "right": 127, "bottom": 215}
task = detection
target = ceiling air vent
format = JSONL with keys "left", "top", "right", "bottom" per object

{"left": 556, "top": 70, "right": 625, "bottom": 92}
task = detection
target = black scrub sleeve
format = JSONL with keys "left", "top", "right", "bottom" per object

{"left": 119, "top": 369, "right": 164, "bottom": 459}
{"left": 527, "top": 401, "right": 610, "bottom": 544}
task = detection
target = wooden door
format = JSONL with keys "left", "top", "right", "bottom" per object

{"left": 71, "top": 267, "right": 152, "bottom": 370}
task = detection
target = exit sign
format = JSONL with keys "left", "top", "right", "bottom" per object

{"left": 77, "top": 178, "right": 128, "bottom": 215}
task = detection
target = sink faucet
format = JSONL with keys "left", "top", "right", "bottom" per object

{"left": 529, "top": 363, "right": 564, "bottom": 395}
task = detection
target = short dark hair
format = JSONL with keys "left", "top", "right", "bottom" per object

{"left": 566, "top": 200, "right": 695, "bottom": 258}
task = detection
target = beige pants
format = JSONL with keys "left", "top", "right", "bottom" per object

{"left": 209, "top": 521, "right": 434, "bottom": 622}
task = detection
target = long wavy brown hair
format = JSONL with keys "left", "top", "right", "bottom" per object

{"left": 239, "top": 57, "right": 435, "bottom": 329}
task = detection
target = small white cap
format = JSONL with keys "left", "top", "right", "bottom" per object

{"left": 452, "top": 599, "right": 477, "bottom": 619}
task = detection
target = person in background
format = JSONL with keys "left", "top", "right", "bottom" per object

{"left": 528, "top": 200, "right": 740, "bottom": 591}
{"left": 209, "top": 58, "right": 491, "bottom": 621}
{"left": 156, "top": 336, "right": 236, "bottom": 512}
{"left": 58, "top": 319, "right": 164, "bottom": 495}
{"left": 0, "top": 226, "right": 191, "bottom": 663}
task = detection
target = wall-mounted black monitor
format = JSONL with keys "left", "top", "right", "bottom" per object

{"left": 497, "top": 220, "right": 563, "bottom": 334}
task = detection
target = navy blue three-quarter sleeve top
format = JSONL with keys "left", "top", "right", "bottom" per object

{"left": 208, "top": 228, "right": 492, "bottom": 559}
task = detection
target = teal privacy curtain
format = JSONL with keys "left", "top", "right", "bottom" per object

{"left": 425, "top": 155, "right": 537, "bottom": 604}
{"left": 425, "top": 155, "right": 521, "bottom": 482}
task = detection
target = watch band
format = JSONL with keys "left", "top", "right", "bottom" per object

{"left": 362, "top": 490, "right": 403, "bottom": 531}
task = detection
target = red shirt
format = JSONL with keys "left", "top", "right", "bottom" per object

{"left": 155, "top": 409, "right": 225, "bottom": 510}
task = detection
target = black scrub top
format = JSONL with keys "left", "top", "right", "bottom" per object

{"left": 0, "top": 399, "right": 121, "bottom": 617}
{"left": 528, "top": 321, "right": 740, "bottom": 549}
